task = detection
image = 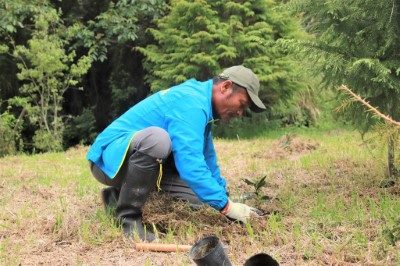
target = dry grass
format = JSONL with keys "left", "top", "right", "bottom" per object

{"left": 1, "top": 129, "right": 400, "bottom": 265}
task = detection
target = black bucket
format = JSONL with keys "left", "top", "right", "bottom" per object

{"left": 189, "top": 236, "right": 232, "bottom": 266}
{"left": 244, "top": 253, "right": 279, "bottom": 266}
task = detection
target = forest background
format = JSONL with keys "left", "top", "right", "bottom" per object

{"left": 1, "top": 0, "right": 400, "bottom": 265}
{"left": 1, "top": 0, "right": 399, "bottom": 176}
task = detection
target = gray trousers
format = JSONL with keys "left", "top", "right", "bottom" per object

{"left": 89, "top": 126, "right": 203, "bottom": 207}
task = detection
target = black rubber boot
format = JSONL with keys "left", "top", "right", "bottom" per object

{"left": 115, "top": 151, "right": 160, "bottom": 242}
{"left": 101, "top": 187, "right": 120, "bottom": 212}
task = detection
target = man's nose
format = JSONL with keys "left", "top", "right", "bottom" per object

{"left": 237, "top": 109, "right": 244, "bottom": 116}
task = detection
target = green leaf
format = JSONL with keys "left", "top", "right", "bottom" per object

{"left": 261, "top": 195, "right": 271, "bottom": 201}
{"left": 243, "top": 179, "right": 255, "bottom": 186}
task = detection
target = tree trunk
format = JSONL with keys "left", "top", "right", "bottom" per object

{"left": 387, "top": 138, "right": 396, "bottom": 180}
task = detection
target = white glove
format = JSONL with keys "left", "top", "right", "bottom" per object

{"left": 220, "top": 199, "right": 259, "bottom": 223}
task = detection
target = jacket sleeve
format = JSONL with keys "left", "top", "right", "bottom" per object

{"left": 204, "top": 128, "right": 227, "bottom": 189}
{"left": 165, "top": 106, "right": 228, "bottom": 211}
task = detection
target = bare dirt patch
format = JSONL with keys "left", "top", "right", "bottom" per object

{"left": 252, "top": 134, "right": 319, "bottom": 160}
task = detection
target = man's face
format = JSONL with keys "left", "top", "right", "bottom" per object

{"left": 213, "top": 80, "right": 251, "bottom": 121}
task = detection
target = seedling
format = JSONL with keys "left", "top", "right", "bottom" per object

{"left": 243, "top": 175, "right": 271, "bottom": 207}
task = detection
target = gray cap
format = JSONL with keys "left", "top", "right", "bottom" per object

{"left": 219, "top": 65, "right": 266, "bottom": 113}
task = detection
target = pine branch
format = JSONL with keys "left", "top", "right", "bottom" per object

{"left": 389, "top": 0, "right": 395, "bottom": 23}
{"left": 337, "top": 85, "right": 400, "bottom": 127}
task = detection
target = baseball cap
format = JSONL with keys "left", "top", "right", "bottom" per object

{"left": 219, "top": 65, "right": 266, "bottom": 113}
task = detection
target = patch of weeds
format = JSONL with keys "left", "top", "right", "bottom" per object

{"left": 0, "top": 186, "right": 14, "bottom": 206}
{"left": 331, "top": 197, "right": 345, "bottom": 225}
{"left": 310, "top": 193, "right": 326, "bottom": 221}
{"left": 149, "top": 222, "right": 161, "bottom": 240}
{"left": 347, "top": 192, "right": 366, "bottom": 227}
{"left": 82, "top": 208, "right": 119, "bottom": 243}
{"left": 37, "top": 172, "right": 52, "bottom": 186}
{"left": 0, "top": 237, "right": 21, "bottom": 265}
{"left": 376, "top": 192, "right": 400, "bottom": 249}
{"left": 247, "top": 160, "right": 259, "bottom": 172}
{"left": 76, "top": 180, "right": 89, "bottom": 198}
{"left": 300, "top": 155, "right": 312, "bottom": 170}
{"left": 53, "top": 196, "right": 67, "bottom": 234}
{"left": 300, "top": 227, "right": 323, "bottom": 261}
{"left": 80, "top": 220, "right": 91, "bottom": 240}
{"left": 309, "top": 193, "right": 344, "bottom": 226}
{"left": 378, "top": 191, "right": 400, "bottom": 217}
{"left": 382, "top": 217, "right": 400, "bottom": 246}
{"left": 352, "top": 231, "right": 368, "bottom": 246}
{"left": 368, "top": 197, "right": 379, "bottom": 219}
{"left": 186, "top": 222, "right": 194, "bottom": 237}
{"left": 267, "top": 212, "right": 283, "bottom": 235}
{"left": 178, "top": 221, "right": 199, "bottom": 241}
{"left": 53, "top": 212, "right": 63, "bottom": 234}
{"left": 104, "top": 205, "right": 116, "bottom": 218}
{"left": 79, "top": 221, "right": 102, "bottom": 245}
{"left": 246, "top": 222, "right": 255, "bottom": 240}
{"left": 76, "top": 179, "right": 100, "bottom": 199}
{"left": 277, "top": 188, "right": 298, "bottom": 214}
{"left": 164, "top": 223, "right": 177, "bottom": 243}
{"left": 292, "top": 222, "right": 302, "bottom": 253}
{"left": 311, "top": 231, "right": 323, "bottom": 255}
{"left": 20, "top": 203, "right": 37, "bottom": 219}
{"left": 302, "top": 248, "right": 314, "bottom": 261}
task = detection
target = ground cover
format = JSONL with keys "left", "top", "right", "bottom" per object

{"left": 1, "top": 128, "right": 399, "bottom": 265}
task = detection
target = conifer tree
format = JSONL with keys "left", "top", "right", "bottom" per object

{"left": 138, "top": 0, "right": 306, "bottom": 112}
{"left": 284, "top": 0, "right": 400, "bottom": 178}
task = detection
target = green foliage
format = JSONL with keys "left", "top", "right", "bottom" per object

{"left": 67, "top": 0, "right": 167, "bottom": 62}
{"left": 12, "top": 6, "right": 92, "bottom": 152}
{"left": 243, "top": 175, "right": 271, "bottom": 207}
{"left": 63, "top": 108, "right": 97, "bottom": 147}
{"left": 0, "top": 0, "right": 168, "bottom": 152}
{"left": 283, "top": 0, "right": 400, "bottom": 130}
{"left": 282, "top": 0, "right": 400, "bottom": 177}
{"left": 93, "top": 0, "right": 166, "bottom": 43}
{"left": 0, "top": 0, "right": 37, "bottom": 34}
{"left": 0, "top": 103, "right": 19, "bottom": 156}
{"left": 0, "top": 97, "right": 27, "bottom": 156}
{"left": 138, "top": 0, "right": 308, "bottom": 114}
{"left": 110, "top": 78, "right": 138, "bottom": 118}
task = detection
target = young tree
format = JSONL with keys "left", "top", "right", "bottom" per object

{"left": 284, "top": 0, "right": 400, "bottom": 179}
{"left": 12, "top": 7, "right": 92, "bottom": 152}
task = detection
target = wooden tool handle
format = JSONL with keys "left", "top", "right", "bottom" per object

{"left": 135, "top": 243, "right": 192, "bottom": 252}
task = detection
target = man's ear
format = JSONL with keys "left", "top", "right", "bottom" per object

{"left": 220, "top": 80, "right": 233, "bottom": 94}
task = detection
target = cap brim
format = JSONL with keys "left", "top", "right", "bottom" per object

{"left": 247, "top": 90, "right": 266, "bottom": 113}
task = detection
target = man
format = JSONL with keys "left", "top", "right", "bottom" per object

{"left": 87, "top": 65, "right": 266, "bottom": 242}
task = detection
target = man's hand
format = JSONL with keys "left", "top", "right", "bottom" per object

{"left": 220, "top": 199, "right": 260, "bottom": 223}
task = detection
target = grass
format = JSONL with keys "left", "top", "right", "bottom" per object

{"left": 0, "top": 127, "right": 399, "bottom": 265}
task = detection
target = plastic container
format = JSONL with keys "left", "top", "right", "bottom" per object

{"left": 244, "top": 253, "right": 279, "bottom": 266}
{"left": 189, "top": 236, "right": 232, "bottom": 266}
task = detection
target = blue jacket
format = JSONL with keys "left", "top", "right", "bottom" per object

{"left": 87, "top": 79, "right": 228, "bottom": 210}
